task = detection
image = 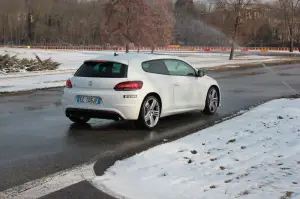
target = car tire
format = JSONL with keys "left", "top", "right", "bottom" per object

{"left": 203, "top": 87, "right": 219, "bottom": 115}
{"left": 68, "top": 116, "right": 90, "bottom": 124}
{"left": 135, "top": 95, "right": 161, "bottom": 129}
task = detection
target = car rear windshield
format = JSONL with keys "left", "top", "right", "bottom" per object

{"left": 74, "top": 61, "right": 128, "bottom": 78}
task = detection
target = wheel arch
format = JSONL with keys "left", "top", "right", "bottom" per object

{"left": 134, "top": 92, "right": 162, "bottom": 129}
{"left": 142, "top": 92, "right": 162, "bottom": 112}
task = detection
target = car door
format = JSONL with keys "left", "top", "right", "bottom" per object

{"left": 178, "top": 61, "right": 207, "bottom": 108}
{"left": 163, "top": 59, "right": 198, "bottom": 109}
{"left": 141, "top": 59, "right": 175, "bottom": 114}
{"left": 193, "top": 68, "right": 207, "bottom": 108}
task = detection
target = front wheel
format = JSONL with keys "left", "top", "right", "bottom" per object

{"left": 203, "top": 87, "right": 219, "bottom": 115}
{"left": 135, "top": 95, "right": 161, "bottom": 129}
{"left": 68, "top": 116, "right": 90, "bottom": 124}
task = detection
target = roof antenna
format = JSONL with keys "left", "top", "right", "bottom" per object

{"left": 114, "top": 52, "right": 118, "bottom": 56}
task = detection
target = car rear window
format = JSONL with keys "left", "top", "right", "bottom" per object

{"left": 74, "top": 61, "right": 128, "bottom": 78}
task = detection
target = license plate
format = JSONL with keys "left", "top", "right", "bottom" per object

{"left": 76, "top": 95, "right": 101, "bottom": 104}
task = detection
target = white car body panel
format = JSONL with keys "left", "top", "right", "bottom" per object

{"left": 62, "top": 53, "right": 221, "bottom": 121}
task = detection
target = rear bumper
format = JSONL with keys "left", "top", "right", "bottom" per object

{"left": 66, "top": 108, "right": 124, "bottom": 121}
{"left": 62, "top": 88, "right": 143, "bottom": 120}
{"left": 63, "top": 103, "right": 141, "bottom": 120}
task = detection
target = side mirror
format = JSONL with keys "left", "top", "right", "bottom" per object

{"left": 197, "top": 69, "right": 205, "bottom": 77}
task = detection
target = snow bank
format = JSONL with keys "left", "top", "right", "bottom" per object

{"left": 0, "top": 73, "right": 73, "bottom": 92}
{"left": 92, "top": 98, "right": 300, "bottom": 199}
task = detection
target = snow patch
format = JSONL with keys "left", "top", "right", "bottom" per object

{"left": 92, "top": 98, "right": 300, "bottom": 199}
{"left": 0, "top": 73, "right": 73, "bottom": 92}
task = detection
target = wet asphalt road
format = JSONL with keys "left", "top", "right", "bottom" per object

{"left": 0, "top": 63, "right": 300, "bottom": 198}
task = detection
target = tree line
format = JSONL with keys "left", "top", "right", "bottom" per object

{"left": 0, "top": 0, "right": 299, "bottom": 53}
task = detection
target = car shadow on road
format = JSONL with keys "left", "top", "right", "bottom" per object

{"left": 66, "top": 110, "right": 219, "bottom": 144}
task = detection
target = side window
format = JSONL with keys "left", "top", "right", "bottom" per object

{"left": 164, "top": 59, "right": 196, "bottom": 77}
{"left": 112, "top": 63, "right": 122, "bottom": 73}
{"left": 142, "top": 60, "right": 169, "bottom": 75}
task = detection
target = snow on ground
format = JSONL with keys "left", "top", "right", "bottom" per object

{"left": 173, "top": 53, "right": 284, "bottom": 68}
{"left": 0, "top": 48, "right": 104, "bottom": 92}
{"left": 92, "top": 98, "right": 300, "bottom": 199}
{"left": 0, "top": 47, "right": 287, "bottom": 72}
{"left": 0, "top": 73, "right": 73, "bottom": 92}
{"left": 0, "top": 47, "right": 295, "bottom": 92}
{"left": 0, "top": 47, "right": 112, "bottom": 71}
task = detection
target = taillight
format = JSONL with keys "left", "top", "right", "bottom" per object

{"left": 66, "top": 79, "right": 72, "bottom": 88}
{"left": 114, "top": 81, "right": 143, "bottom": 91}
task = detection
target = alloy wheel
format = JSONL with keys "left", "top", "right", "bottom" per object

{"left": 143, "top": 97, "right": 160, "bottom": 128}
{"left": 208, "top": 88, "right": 219, "bottom": 113}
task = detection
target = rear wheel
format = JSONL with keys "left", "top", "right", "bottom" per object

{"left": 135, "top": 95, "right": 161, "bottom": 129}
{"left": 203, "top": 87, "right": 219, "bottom": 115}
{"left": 68, "top": 116, "right": 90, "bottom": 124}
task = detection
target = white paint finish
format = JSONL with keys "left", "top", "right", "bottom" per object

{"left": 172, "top": 76, "right": 196, "bottom": 109}
{"left": 0, "top": 162, "right": 96, "bottom": 199}
{"left": 92, "top": 98, "right": 300, "bottom": 199}
{"left": 140, "top": 72, "right": 174, "bottom": 114}
{"left": 62, "top": 88, "right": 144, "bottom": 120}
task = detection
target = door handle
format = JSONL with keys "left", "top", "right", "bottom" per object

{"left": 174, "top": 83, "right": 180, "bottom": 86}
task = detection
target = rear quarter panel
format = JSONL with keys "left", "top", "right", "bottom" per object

{"left": 127, "top": 60, "right": 174, "bottom": 114}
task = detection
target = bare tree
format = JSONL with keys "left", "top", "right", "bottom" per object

{"left": 102, "top": 0, "right": 174, "bottom": 53}
{"left": 0, "top": 0, "right": 106, "bottom": 45}
{"left": 215, "top": 0, "right": 257, "bottom": 60}
{"left": 148, "top": 0, "right": 175, "bottom": 53}
{"left": 0, "top": 0, "right": 296, "bottom": 50}
{"left": 103, "top": 0, "right": 152, "bottom": 53}
{"left": 277, "top": 0, "right": 300, "bottom": 52}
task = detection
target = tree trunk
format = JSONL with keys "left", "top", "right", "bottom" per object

{"left": 125, "top": 43, "right": 129, "bottom": 53}
{"left": 289, "top": 26, "right": 294, "bottom": 52}
{"left": 229, "top": 42, "right": 235, "bottom": 60}
{"left": 137, "top": 44, "right": 140, "bottom": 53}
{"left": 151, "top": 46, "right": 155, "bottom": 54}
{"left": 297, "top": 36, "right": 300, "bottom": 52}
{"left": 289, "top": 39, "right": 294, "bottom": 52}
{"left": 229, "top": 16, "right": 239, "bottom": 60}
{"left": 27, "top": 12, "right": 33, "bottom": 44}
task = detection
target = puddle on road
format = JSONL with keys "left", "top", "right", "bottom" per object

{"left": 225, "top": 89, "right": 263, "bottom": 93}
{"left": 278, "top": 73, "right": 300, "bottom": 76}
{"left": 216, "top": 71, "right": 266, "bottom": 80}
{"left": 24, "top": 101, "right": 62, "bottom": 111}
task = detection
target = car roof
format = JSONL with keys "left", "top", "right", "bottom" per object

{"left": 85, "top": 53, "right": 185, "bottom": 65}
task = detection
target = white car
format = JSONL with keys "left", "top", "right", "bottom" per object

{"left": 62, "top": 53, "right": 221, "bottom": 129}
